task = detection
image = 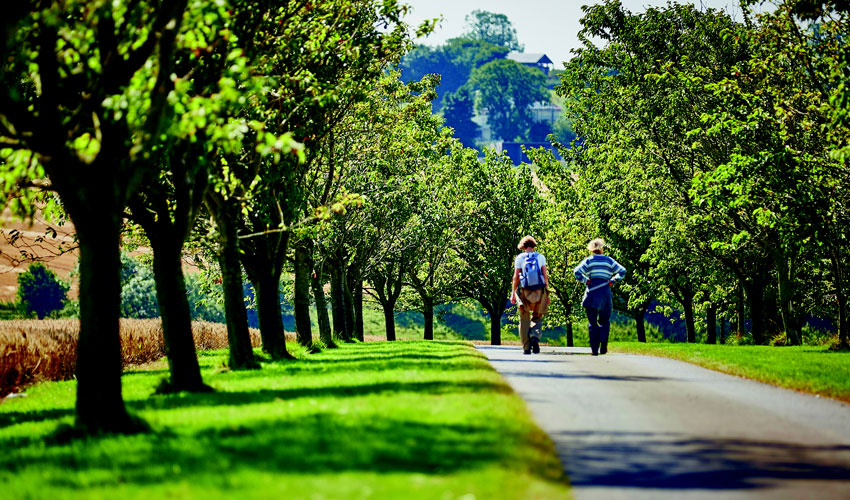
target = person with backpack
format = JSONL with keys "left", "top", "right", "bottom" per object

{"left": 573, "top": 238, "right": 627, "bottom": 356}
{"left": 510, "top": 236, "right": 550, "bottom": 354}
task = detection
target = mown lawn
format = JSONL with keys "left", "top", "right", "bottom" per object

{"left": 0, "top": 341, "right": 570, "bottom": 500}
{"left": 612, "top": 342, "right": 850, "bottom": 403}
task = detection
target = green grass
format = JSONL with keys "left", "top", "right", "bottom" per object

{"left": 0, "top": 341, "right": 570, "bottom": 500}
{"left": 612, "top": 342, "right": 850, "bottom": 403}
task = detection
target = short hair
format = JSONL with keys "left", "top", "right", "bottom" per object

{"left": 517, "top": 235, "right": 538, "bottom": 250}
{"left": 587, "top": 238, "right": 606, "bottom": 253}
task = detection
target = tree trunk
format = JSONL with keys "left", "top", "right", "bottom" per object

{"left": 746, "top": 277, "right": 767, "bottom": 345}
{"left": 312, "top": 269, "right": 335, "bottom": 347}
{"left": 293, "top": 242, "right": 313, "bottom": 347}
{"left": 839, "top": 290, "right": 849, "bottom": 350}
{"left": 342, "top": 273, "right": 356, "bottom": 342}
{"left": 683, "top": 290, "right": 696, "bottom": 343}
{"left": 422, "top": 295, "right": 434, "bottom": 340}
{"left": 383, "top": 303, "right": 396, "bottom": 341}
{"left": 330, "top": 265, "right": 350, "bottom": 341}
{"left": 737, "top": 283, "right": 746, "bottom": 339}
{"left": 74, "top": 213, "right": 137, "bottom": 432}
{"left": 150, "top": 238, "right": 209, "bottom": 391}
{"left": 556, "top": 291, "right": 574, "bottom": 346}
{"left": 635, "top": 312, "right": 647, "bottom": 343}
{"left": 252, "top": 271, "right": 292, "bottom": 359}
{"left": 706, "top": 302, "right": 717, "bottom": 345}
{"left": 240, "top": 226, "right": 291, "bottom": 360}
{"left": 216, "top": 206, "right": 258, "bottom": 370}
{"left": 354, "top": 278, "right": 364, "bottom": 341}
{"left": 630, "top": 302, "right": 648, "bottom": 343}
{"left": 829, "top": 248, "right": 849, "bottom": 349}
{"left": 489, "top": 307, "right": 501, "bottom": 345}
{"left": 774, "top": 251, "right": 801, "bottom": 345}
{"left": 372, "top": 263, "right": 404, "bottom": 342}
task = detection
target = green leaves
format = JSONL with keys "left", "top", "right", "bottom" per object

{"left": 468, "top": 59, "right": 548, "bottom": 142}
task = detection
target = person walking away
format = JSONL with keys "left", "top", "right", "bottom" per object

{"left": 511, "top": 236, "right": 550, "bottom": 354}
{"left": 573, "top": 238, "right": 626, "bottom": 356}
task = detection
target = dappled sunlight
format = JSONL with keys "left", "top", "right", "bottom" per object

{"left": 0, "top": 341, "right": 569, "bottom": 499}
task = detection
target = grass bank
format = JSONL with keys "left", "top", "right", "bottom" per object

{"left": 612, "top": 342, "right": 850, "bottom": 403}
{"left": 0, "top": 341, "right": 570, "bottom": 500}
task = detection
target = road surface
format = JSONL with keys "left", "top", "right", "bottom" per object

{"left": 477, "top": 345, "right": 850, "bottom": 500}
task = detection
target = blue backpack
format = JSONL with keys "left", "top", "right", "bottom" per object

{"left": 520, "top": 252, "right": 545, "bottom": 291}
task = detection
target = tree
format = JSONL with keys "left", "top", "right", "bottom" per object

{"left": 714, "top": 1, "right": 850, "bottom": 348}
{"left": 119, "top": 254, "right": 159, "bottom": 320}
{"left": 319, "top": 73, "right": 443, "bottom": 341}
{"left": 469, "top": 59, "right": 548, "bottom": 142}
{"left": 230, "top": 0, "right": 414, "bottom": 353}
{"left": 125, "top": 1, "right": 249, "bottom": 387}
{"left": 17, "top": 263, "right": 69, "bottom": 319}
{"left": 463, "top": 10, "right": 523, "bottom": 51}
{"left": 441, "top": 85, "right": 480, "bottom": 147}
{"left": 1, "top": 1, "right": 195, "bottom": 433}
{"left": 560, "top": 0, "right": 775, "bottom": 344}
{"left": 449, "top": 147, "right": 545, "bottom": 344}
{"left": 405, "top": 143, "right": 466, "bottom": 340}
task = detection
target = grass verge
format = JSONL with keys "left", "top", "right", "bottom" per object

{"left": 612, "top": 342, "right": 850, "bottom": 403}
{"left": 0, "top": 341, "right": 570, "bottom": 500}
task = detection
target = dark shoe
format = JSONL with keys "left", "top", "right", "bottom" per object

{"left": 591, "top": 351, "right": 599, "bottom": 356}
{"left": 531, "top": 337, "right": 540, "bottom": 354}
{"left": 600, "top": 344, "right": 607, "bottom": 355}
{"left": 523, "top": 349, "right": 531, "bottom": 355}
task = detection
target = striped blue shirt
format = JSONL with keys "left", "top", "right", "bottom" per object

{"left": 573, "top": 254, "right": 627, "bottom": 283}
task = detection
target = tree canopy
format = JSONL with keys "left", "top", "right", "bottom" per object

{"left": 469, "top": 59, "right": 548, "bottom": 142}
{"left": 463, "top": 9, "right": 523, "bottom": 51}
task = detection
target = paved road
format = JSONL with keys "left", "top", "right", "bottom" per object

{"left": 477, "top": 345, "right": 850, "bottom": 500}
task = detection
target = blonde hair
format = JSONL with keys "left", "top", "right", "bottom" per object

{"left": 587, "top": 238, "right": 606, "bottom": 253}
{"left": 517, "top": 235, "right": 538, "bottom": 250}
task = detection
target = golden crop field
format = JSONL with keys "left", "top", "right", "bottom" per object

{"left": 0, "top": 319, "right": 263, "bottom": 396}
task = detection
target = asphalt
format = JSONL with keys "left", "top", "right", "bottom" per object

{"left": 476, "top": 345, "right": 850, "bottom": 500}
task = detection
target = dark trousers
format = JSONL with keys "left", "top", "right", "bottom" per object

{"left": 586, "top": 303, "right": 612, "bottom": 354}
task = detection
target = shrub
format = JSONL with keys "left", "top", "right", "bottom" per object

{"left": 121, "top": 263, "right": 160, "bottom": 319}
{"left": 187, "top": 273, "right": 226, "bottom": 323}
{"left": 16, "top": 263, "right": 69, "bottom": 319}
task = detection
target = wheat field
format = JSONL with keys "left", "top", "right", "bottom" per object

{"left": 0, "top": 319, "right": 263, "bottom": 397}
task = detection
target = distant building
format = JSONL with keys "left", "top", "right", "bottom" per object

{"left": 529, "top": 102, "right": 562, "bottom": 125}
{"left": 506, "top": 52, "right": 555, "bottom": 74}
{"left": 471, "top": 111, "right": 494, "bottom": 142}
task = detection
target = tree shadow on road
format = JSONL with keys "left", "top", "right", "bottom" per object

{"left": 498, "top": 370, "right": 675, "bottom": 382}
{"left": 554, "top": 430, "right": 850, "bottom": 492}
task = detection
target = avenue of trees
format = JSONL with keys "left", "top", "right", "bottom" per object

{"left": 0, "top": 0, "right": 543, "bottom": 433}
{"left": 539, "top": 0, "right": 850, "bottom": 350}
{"left": 0, "top": 0, "right": 847, "bottom": 435}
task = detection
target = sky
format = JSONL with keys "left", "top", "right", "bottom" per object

{"left": 401, "top": 0, "right": 751, "bottom": 67}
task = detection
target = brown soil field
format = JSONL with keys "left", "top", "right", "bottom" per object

{"left": 0, "top": 214, "right": 78, "bottom": 301}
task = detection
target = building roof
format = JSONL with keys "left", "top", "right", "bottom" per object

{"left": 506, "top": 52, "right": 554, "bottom": 65}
